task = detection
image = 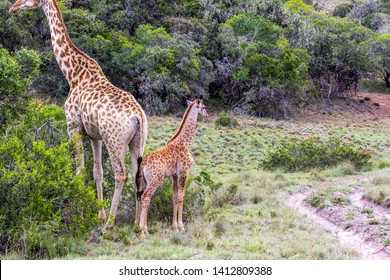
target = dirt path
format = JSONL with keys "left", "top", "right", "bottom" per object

{"left": 287, "top": 175, "right": 390, "bottom": 260}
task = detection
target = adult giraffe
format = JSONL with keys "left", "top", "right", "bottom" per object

{"left": 9, "top": 0, "right": 148, "bottom": 232}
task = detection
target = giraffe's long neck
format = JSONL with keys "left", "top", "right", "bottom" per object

{"left": 42, "top": 0, "right": 105, "bottom": 88}
{"left": 167, "top": 103, "right": 198, "bottom": 148}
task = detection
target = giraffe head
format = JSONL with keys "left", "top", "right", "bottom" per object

{"left": 187, "top": 95, "right": 208, "bottom": 117}
{"left": 9, "top": 0, "right": 43, "bottom": 13}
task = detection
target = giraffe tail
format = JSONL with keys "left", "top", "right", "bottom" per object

{"left": 136, "top": 156, "right": 144, "bottom": 200}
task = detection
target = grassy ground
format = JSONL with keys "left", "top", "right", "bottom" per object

{"left": 62, "top": 170, "right": 359, "bottom": 260}
{"left": 364, "top": 173, "right": 390, "bottom": 207}
{"left": 2, "top": 107, "right": 389, "bottom": 260}
{"left": 146, "top": 114, "right": 390, "bottom": 175}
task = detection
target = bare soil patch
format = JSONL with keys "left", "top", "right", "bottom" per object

{"left": 297, "top": 92, "right": 390, "bottom": 121}
{"left": 287, "top": 176, "right": 390, "bottom": 259}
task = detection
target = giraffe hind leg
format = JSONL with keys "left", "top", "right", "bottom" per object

{"left": 129, "top": 133, "right": 143, "bottom": 227}
{"left": 101, "top": 141, "right": 129, "bottom": 233}
{"left": 139, "top": 170, "right": 164, "bottom": 235}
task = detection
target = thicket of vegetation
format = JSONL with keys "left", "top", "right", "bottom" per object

{"left": 0, "top": 101, "right": 99, "bottom": 258}
{"left": 262, "top": 136, "right": 372, "bottom": 171}
{"left": 1, "top": 0, "right": 389, "bottom": 115}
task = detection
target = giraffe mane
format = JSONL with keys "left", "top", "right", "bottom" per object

{"left": 50, "top": 0, "right": 105, "bottom": 76}
{"left": 166, "top": 101, "right": 196, "bottom": 144}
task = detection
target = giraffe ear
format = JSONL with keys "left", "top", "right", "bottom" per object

{"left": 186, "top": 100, "right": 192, "bottom": 106}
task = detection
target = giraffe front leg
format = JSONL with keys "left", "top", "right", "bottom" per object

{"left": 172, "top": 175, "right": 179, "bottom": 231}
{"left": 67, "top": 116, "right": 85, "bottom": 173}
{"left": 135, "top": 198, "right": 141, "bottom": 226}
{"left": 139, "top": 197, "right": 151, "bottom": 235}
{"left": 91, "top": 139, "right": 106, "bottom": 221}
{"left": 68, "top": 131, "right": 85, "bottom": 173}
{"left": 177, "top": 175, "right": 187, "bottom": 232}
{"left": 75, "top": 136, "right": 85, "bottom": 173}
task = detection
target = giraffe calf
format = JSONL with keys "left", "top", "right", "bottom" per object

{"left": 135, "top": 96, "right": 208, "bottom": 235}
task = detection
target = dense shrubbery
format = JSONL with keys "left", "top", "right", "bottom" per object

{"left": 194, "top": 171, "right": 239, "bottom": 208}
{"left": 1, "top": 0, "right": 387, "bottom": 117}
{"left": 216, "top": 12, "right": 310, "bottom": 117}
{"left": 145, "top": 170, "right": 239, "bottom": 226}
{"left": 332, "top": 3, "right": 354, "bottom": 18}
{"left": 369, "top": 34, "right": 390, "bottom": 89}
{"left": 0, "top": 46, "right": 41, "bottom": 130}
{"left": 0, "top": 102, "right": 98, "bottom": 259}
{"left": 284, "top": 0, "right": 377, "bottom": 99}
{"left": 215, "top": 111, "right": 238, "bottom": 128}
{"left": 262, "top": 137, "right": 372, "bottom": 172}
{"left": 147, "top": 175, "right": 205, "bottom": 225}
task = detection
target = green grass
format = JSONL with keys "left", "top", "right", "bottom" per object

{"left": 1, "top": 169, "right": 359, "bottom": 260}
{"left": 145, "top": 115, "right": 390, "bottom": 175}
{"left": 305, "top": 185, "right": 353, "bottom": 209}
{"left": 61, "top": 170, "right": 359, "bottom": 259}
{"left": 364, "top": 173, "right": 390, "bottom": 207}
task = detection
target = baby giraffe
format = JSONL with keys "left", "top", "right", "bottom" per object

{"left": 135, "top": 96, "right": 208, "bottom": 234}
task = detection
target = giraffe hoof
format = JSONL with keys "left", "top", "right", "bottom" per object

{"left": 139, "top": 227, "right": 149, "bottom": 236}
{"left": 178, "top": 225, "right": 185, "bottom": 232}
{"left": 101, "top": 222, "right": 114, "bottom": 235}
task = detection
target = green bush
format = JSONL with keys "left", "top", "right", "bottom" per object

{"left": 379, "top": 1, "right": 390, "bottom": 14}
{"left": 147, "top": 170, "right": 239, "bottom": 224}
{"left": 0, "top": 102, "right": 98, "bottom": 259}
{"left": 215, "top": 111, "right": 238, "bottom": 128}
{"left": 284, "top": 0, "right": 376, "bottom": 99}
{"left": 262, "top": 137, "right": 372, "bottom": 172}
{"left": 217, "top": 12, "right": 310, "bottom": 118}
{"left": 148, "top": 174, "right": 205, "bottom": 224}
{"left": 195, "top": 171, "right": 239, "bottom": 208}
{"left": 332, "top": 3, "right": 354, "bottom": 18}
{"left": 0, "top": 46, "right": 41, "bottom": 130}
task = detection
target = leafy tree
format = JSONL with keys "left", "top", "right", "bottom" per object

{"left": 216, "top": 13, "right": 310, "bottom": 117}
{"left": 284, "top": 0, "right": 376, "bottom": 99}
{"left": 111, "top": 24, "right": 213, "bottom": 114}
{"left": 332, "top": 3, "right": 354, "bottom": 18}
{"left": 348, "top": 0, "right": 383, "bottom": 31}
{"left": 369, "top": 34, "right": 390, "bottom": 88}
{"left": 0, "top": 1, "right": 47, "bottom": 51}
{"left": 0, "top": 46, "right": 41, "bottom": 130}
